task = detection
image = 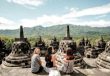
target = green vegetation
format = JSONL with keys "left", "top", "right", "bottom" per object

{"left": 0, "top": 24, "right": 110, "bottom": 37}
{"left": 0, "top": 24, "right": 110, "bottom": 48}
{"left": 0, "top": 35, "right": 14, "bottom": 50}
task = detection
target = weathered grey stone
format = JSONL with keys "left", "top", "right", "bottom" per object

{"left": 58, "top": 25, "right": 83, "bottom": 67}
{"left": 50, "top": 36, "right": 59, "bottom": 51}
{"left": 96, "top": 40, "right": 110, "bottom": 69}
{"left": 34, "top": 36, "right": 47, "bottom": 55}
{"left": 84, "top": 36, "right": 106, "bottom": 58}
{"left": 59, "top": 25, "right": 76, "bottom": 51}
{"left": 1, "top": 57, "right": 110, "bottom": 76}
{"left": 3, "top": 26, "right": 31, "bottom": 67}
{"left": 0, "top": 38, "right": 7, "bottom": 64}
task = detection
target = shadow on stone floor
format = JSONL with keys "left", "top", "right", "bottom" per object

{"left": 30, "top": 70, "right": 48, "bottom": 75}
{"left": 31, "top": 70, "right": 87, "bottom": 76}
{"left": 28, "top": 67, "right": 87, "bottom": 76}
{"left": 38, "top": 70, "right": 48, "bottom": 75}
{"left": 61, "top": 70, "right": 87, "bottom": 76}
{"left": 79, "top": 59, "right": 96, "bottom": 69}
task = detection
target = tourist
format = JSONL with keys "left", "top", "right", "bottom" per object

{"left": 44, "top": 46, "right": 58, "bottom": 73}
{"left": 31, "top": 47, "right": 42, "bottom": 74}
{"left": 50, "top": 47, "right": 58, "bottom": 67}
{"left": 45, "top": 47, "right": 53, "bottom": 68}
{"left": 60, "top": 47, "right": 74, "bottom": 74}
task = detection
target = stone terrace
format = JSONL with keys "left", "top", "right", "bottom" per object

{"left": 0, "top": 57, "right": 110, "bottom": 76}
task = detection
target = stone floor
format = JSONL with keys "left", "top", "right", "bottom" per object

{"left": 0, "top": 57, "right": 110, "bottom": 76}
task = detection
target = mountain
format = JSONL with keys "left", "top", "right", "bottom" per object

{"left": 0, "top": 24, "right": 110, "bottom": 38}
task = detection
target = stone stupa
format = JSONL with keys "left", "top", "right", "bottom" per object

{"left": 78, "top": 37, "right": 86, "bottom": 56}
{"left": 96, "top": 40, "right": 110, "bottom": 69}
{"left": 56, "top": 25, "right": 83, "bottom": 67}
{"left": 50, "top": 36, "right": 59, "bottom": 50}
{"left": 0, "top": 38, "right": 6, "bottom": 64}
{"left": 59, "top": 25, "right": 76, "bottom": 51}
{"left": 96, "top": 36, "right": 106, "bottom": 53}
{"left": 78, "top": 37, "right": 85, "bottom": 46}
{"left": 35, "top": 36, "right": 46, "bottom": 50}
{"left": 34, "top": 36, "right": 47, "bottom": 55}
{"left": 3, "top": 26, "right": 31, "bottom": 67}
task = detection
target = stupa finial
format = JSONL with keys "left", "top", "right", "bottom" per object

{"left": 20, "top": 25, "right": 24, "bottom": 39}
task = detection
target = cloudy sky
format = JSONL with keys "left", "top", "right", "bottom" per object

{"left": 0, "top": 0, "right": 110, "bottom": 29}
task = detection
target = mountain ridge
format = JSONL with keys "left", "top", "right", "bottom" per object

{"left": 0, "top": 24, "right": 110, "bottom": 37}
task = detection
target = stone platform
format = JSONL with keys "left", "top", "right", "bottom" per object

{"left": 0, "top": 57, "right": 110, "bottom": 76}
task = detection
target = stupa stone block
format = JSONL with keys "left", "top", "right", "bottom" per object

{"left": 3, "top": 26, "right": 31, "bottom": 67}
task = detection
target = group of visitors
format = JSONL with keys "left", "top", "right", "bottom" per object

{"left": 31, "top": 46, "right": 74, "bottom": 75}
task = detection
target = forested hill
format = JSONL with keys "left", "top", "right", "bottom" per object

{"left": 0, "top": 24, "right": 110, "bottom": 38}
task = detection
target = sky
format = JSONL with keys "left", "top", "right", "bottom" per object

{"left": 0, "top": 0, "right": 110, "bottom": 29}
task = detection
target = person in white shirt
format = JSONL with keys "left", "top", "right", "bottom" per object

{"left": 60, "top": 48, "right": 74, "bottom": 74}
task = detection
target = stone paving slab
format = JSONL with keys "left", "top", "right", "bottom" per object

{"left": 0, "top": 57, "right": 110, "bottom": 76}
{"left": 83, "top": 57, "right": 97, "bottom": 67}
{"left": 1, "top": 66, "right": 110, "bottom": 76}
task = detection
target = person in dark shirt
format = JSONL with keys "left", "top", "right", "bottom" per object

{"left": 45, "top": 47, "right": 53, "bottom": 68}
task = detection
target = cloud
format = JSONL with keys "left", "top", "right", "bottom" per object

{"left": 19, "top": 15, "right": 110, "bottom": 27}
{"left": 7, "top": 0, "right": 45, "bottom": 8}
{"left": 0, "top": 17, "right": 14, "bottom": 25}
{"left": 19, "top": 3, "right": 110, "bottom": 27}
{"left": 0, "top": 16, "right": 110, "bottom": 30}
{"left": 95, "top": 14, "right": 107, "bottom": 19}
{"left": 19, "top": 15, "right": 78, "bottom": 27}
{"left": 73, "top": 20, "right": 110, "bottom": 27}
{"left": 0, "top": 17, "right": 18, "bottom": 29}
{"left": 1, "top": 3, "right": 110, "bottom": 29}
{"left": 63, "top": 3, "right": 110, "bottom": 18}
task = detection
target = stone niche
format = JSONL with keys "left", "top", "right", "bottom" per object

{"left": 3, "top": 26, "right": 31, "bottom": 67}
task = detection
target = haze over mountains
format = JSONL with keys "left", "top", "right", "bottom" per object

{"left": 0, "top": 24, "right": 110, "bottom": 37}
